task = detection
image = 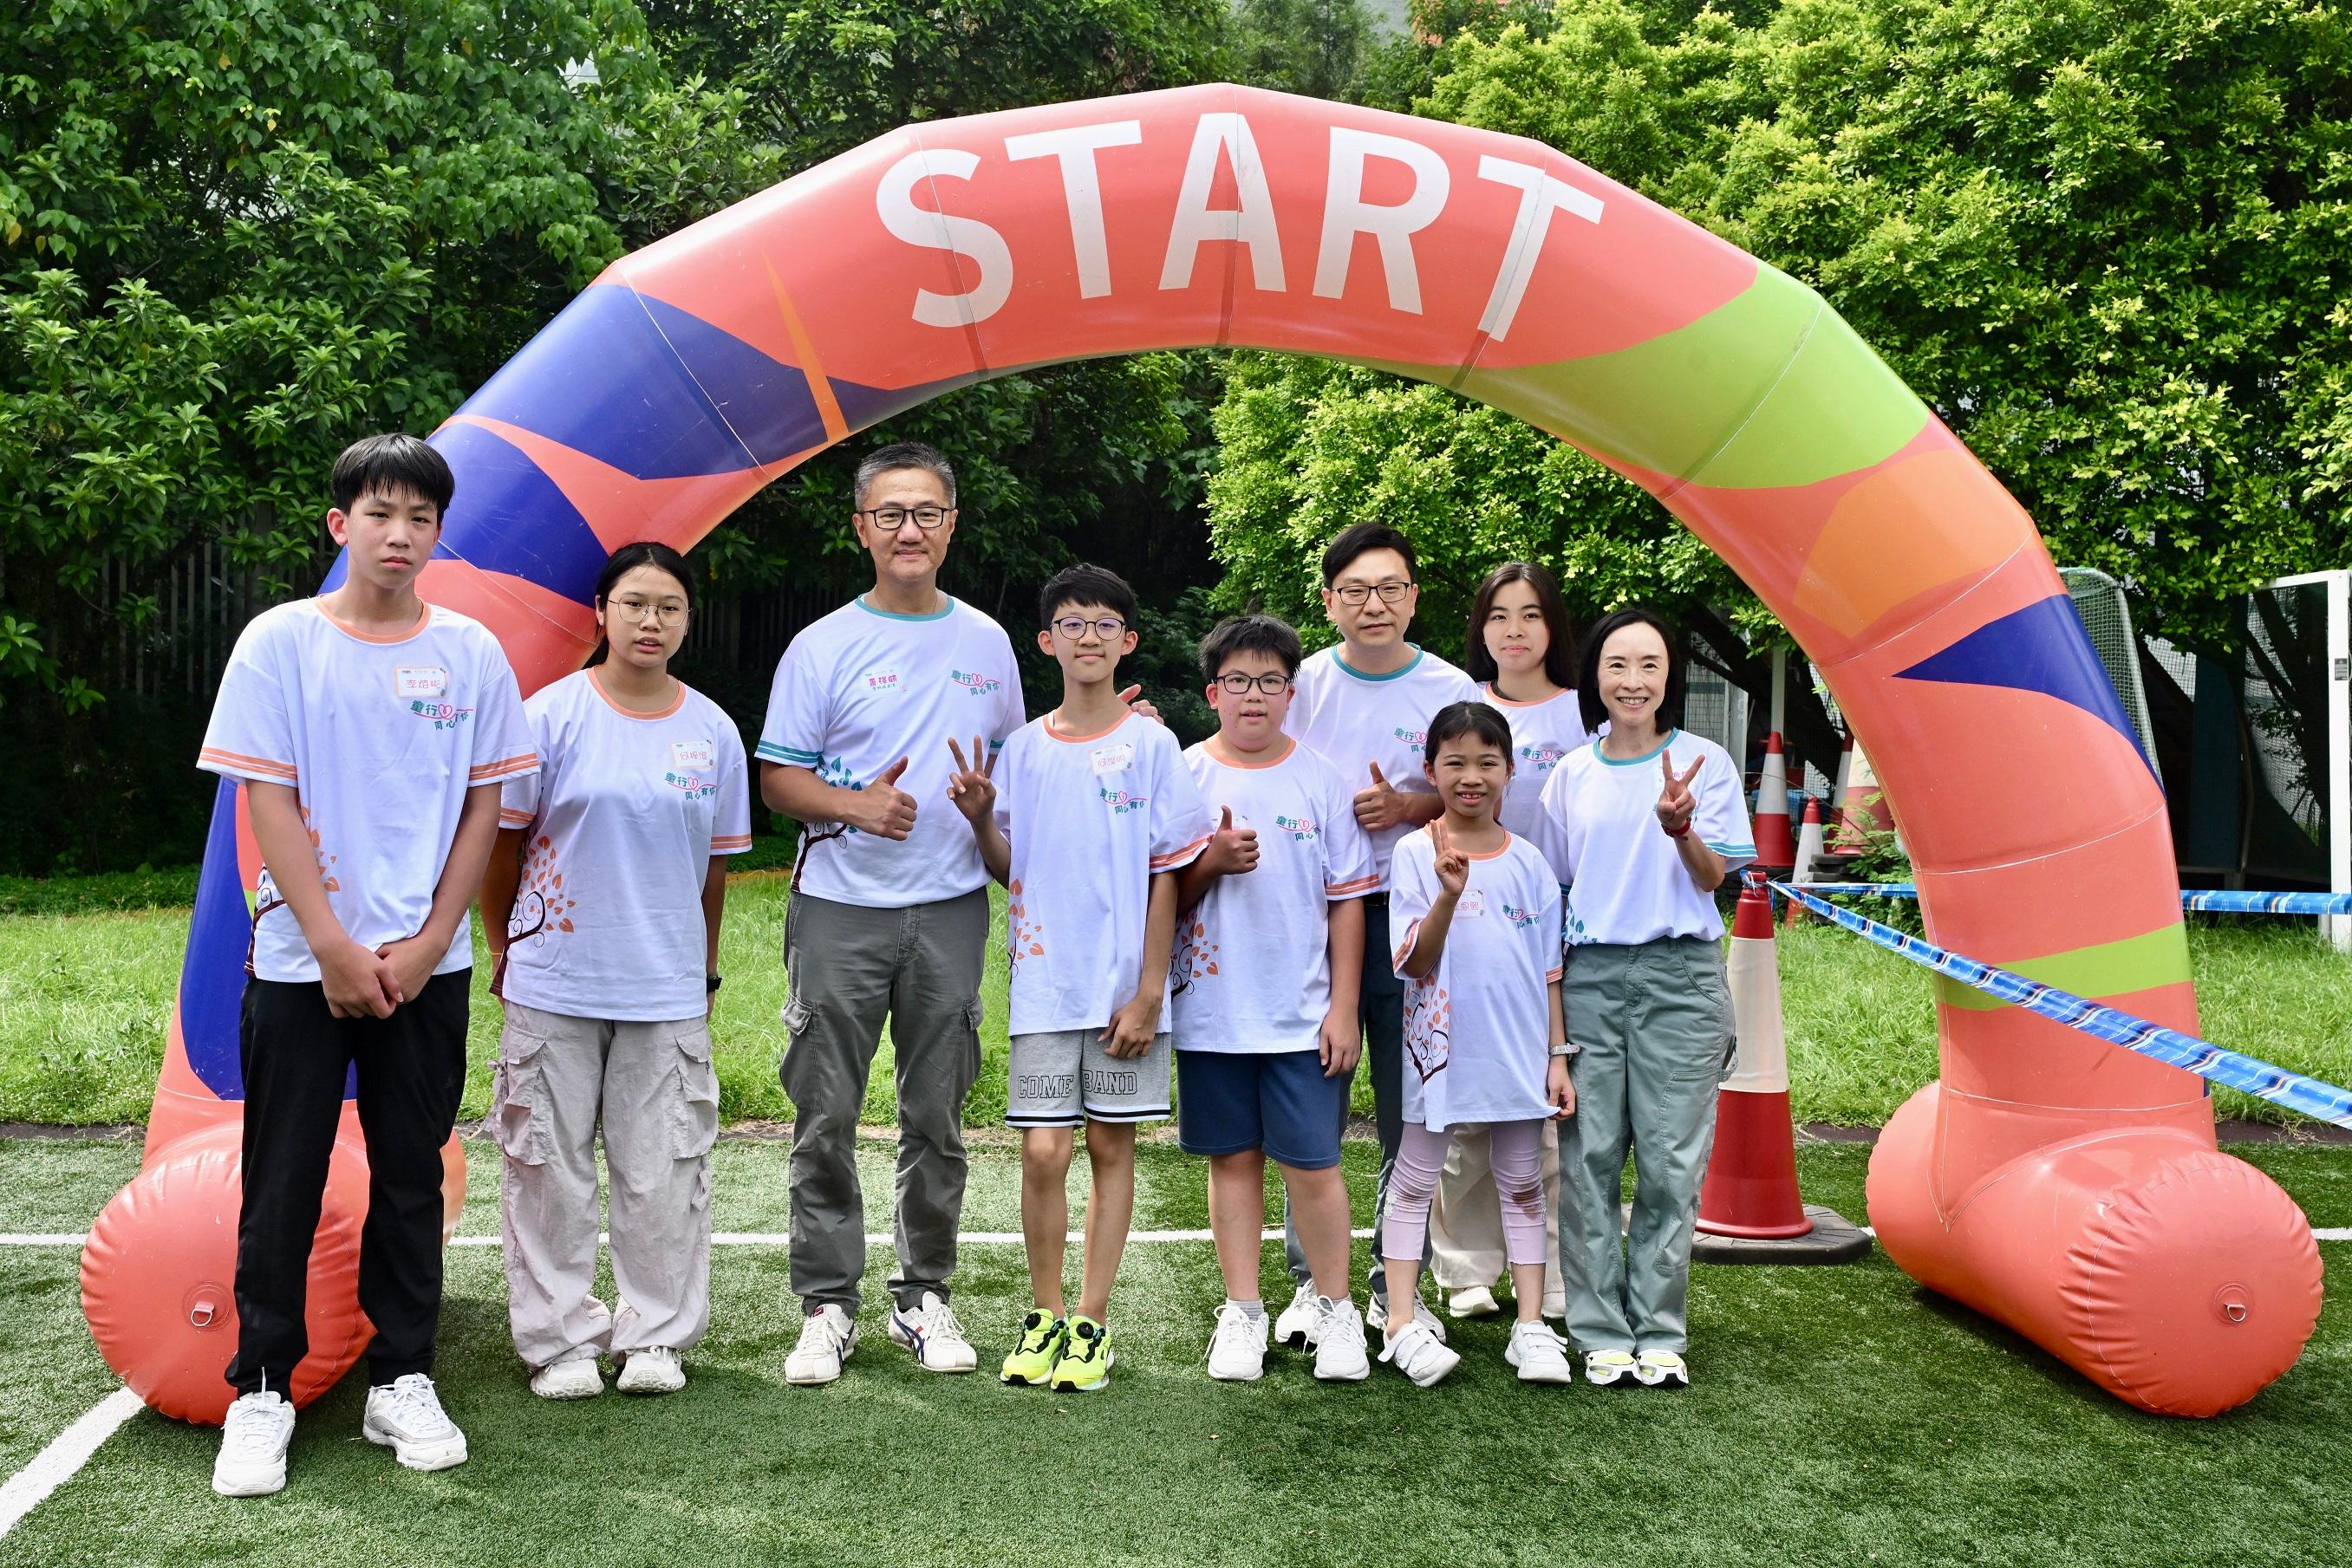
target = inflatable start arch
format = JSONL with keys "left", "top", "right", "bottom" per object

{"left": 86, "top": 85, "right": 2320, "bottom": 1419}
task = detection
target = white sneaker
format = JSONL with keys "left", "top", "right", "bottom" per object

{"left": 616, "top": 1346, "right": 686, "bottom": 1396}
{"left": 362, "top": 1375, "right": 468, "bottom": 1472}
{"left": 530, "top": 1357, "right": 604, "bottom": 1400}
{"left": 1635, "top": 1349, "right": 1691, "bottom": 1389}
{"left": 1205, "top": 1302, "right": 1270, "bottom": 1382}
{"left": 1378, "top": 1318, "right": 1462, "bottom": 1388}
{"left": 1505, "top": 1320, "right": 1574, "bottom": 1385}
{"left": 1447, "top": 1285, "right": 1502, "bottom": 1319}
{"left": 1274, "top": 1282, "right": 1322, "bottom": 1350}
{"left": 887, "top": 1291, "right": 978, "bottom": 1374}
{"left": 1585, "top": 1349, "right": 1639, "bottom": 1387}
{"left": 1311, "top": 1297, "right": 1371, "bottom": 1383}
{"left": 1368, "top": 1288, "right": 1449, "bottom": 1344}
{"left": 212, "top": 1390, "right": 296, "bottom": 1497}
{"left": 785, "top": 1304, "right": 857, "bottom": 1385}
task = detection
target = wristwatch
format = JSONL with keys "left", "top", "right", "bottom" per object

{"left": 706, "top": 974, "right": 723, "bottom": 994}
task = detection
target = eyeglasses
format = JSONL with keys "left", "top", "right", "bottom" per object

{"left": 607, "top": 596, "right": 689, "bottom": 624}
{"left": 1052, "top": 615, "right": 1128, "bottom": 641}
{"left": 859, "top": 505, "right": 952, "bottom": 531}
{"left": 1332, "top": 581, "right": 1413, "bottom": 607}
{"left": 1215, "top": 673, "right": 1293, "bottom": 696}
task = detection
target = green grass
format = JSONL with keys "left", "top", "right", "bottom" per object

{"left": 7, "top": 877, "right": 2352, "bottom": 1129}
{"left": 0, "top": 1136, "right": 2345, "bottom": 1565}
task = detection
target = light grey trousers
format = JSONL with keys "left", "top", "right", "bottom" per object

{"left": 1558, "top": 936, "right": 1733, "bottom": 1356}
{"left": 779, "top": 888, "right": 987, "bottom": 1315}
{"left": 492, "top": 1001, "right": 719, "bottom": 1369}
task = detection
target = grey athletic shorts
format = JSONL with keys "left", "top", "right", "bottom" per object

{"left": 1006, "top": 1030, "right": 1173, "bottom": 1128}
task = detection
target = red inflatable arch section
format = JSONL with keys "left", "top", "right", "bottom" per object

{"left": 88, "top": 85, "right": 2319, "bottom": 1418}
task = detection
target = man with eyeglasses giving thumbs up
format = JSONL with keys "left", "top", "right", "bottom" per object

{"left": 1277, "top": 525, "right": 1480, "bottom": 1347}
{"left": 756, "top": 443, "right": 1026, "bottom": 1388}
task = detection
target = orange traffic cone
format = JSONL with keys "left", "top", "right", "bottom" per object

{"left": 1832, "top": 737, "right": 1885, "bottom": 855}
{"left": 1694, "top": 881, "right": 1870, "bottom": 1263}
{"left": 1783, "top": 798, "right": 1828, "bottom": 926}
{"left": 1753, "top": 732, "right": 1795, "bottom": 870}
{"left": 1826, "top": 732, "right": 1855, "bottom": 836}
{"left": 1700, "top": 882, "right": 1812, "bottom": 1238}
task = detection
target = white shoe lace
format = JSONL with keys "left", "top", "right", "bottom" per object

{"left": 922, "top": 1299, "right": 969, "bottom": 1345}
{"left": 795, "top": 1311, "right": 848, "bottom": 1358}
{"left": 378, "top": 1375, "right": 453, "bottom": 1438}
{"left": 1315, "top": 1299, "right": 1365, "bottom": 1352}
{"left": 223, "top": 1396, "right": 291, "bottom": 1460}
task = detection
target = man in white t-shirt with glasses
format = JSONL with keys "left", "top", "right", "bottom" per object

{"left": 757, "top": 442, "right": 1026, "bottom": 1385}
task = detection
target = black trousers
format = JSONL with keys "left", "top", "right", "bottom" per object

{"left": 226, "top": 971, "right": 469, "bottom": 1396}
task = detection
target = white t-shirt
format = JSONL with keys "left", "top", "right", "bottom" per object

{"left": 757, "top": 595, "right": 1024, "bottom": 908}
{"left": 1531, "top": 729, "right": 1756, "bottom": 946}
{"left": 1484, "top": 685, "right": 1591, "bottom": 837}
{"left": 493, "top": 670, "right": 753, "bottom": 1022}
{"left": 992, "top": 711, "right": 1214, "bottom": 1035}
{"left": 198, "top": 598, "right": 536, "bottom": 984}
{"left": 1387, "top": 829, "right": 1562, "bottom": 1131}
{"left": 1287, "top": 646, "right": 1481, "bottom": 880}
{"left": 1170, "top": 738, "right": 1379, "bottom": 1055}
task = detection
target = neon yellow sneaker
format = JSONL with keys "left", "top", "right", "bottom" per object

{"left": 1050, "top": 1315, "right": 1114, "bottom": 1392}
{"left": 1000, "top": 1310, "right": 1067, "bottom": 1386}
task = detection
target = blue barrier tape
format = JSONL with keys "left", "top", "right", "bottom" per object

{"left": 1797, "top": 883, "right": 2352, "bottom": 916}
{"left": 1769, "top": 881, "right": 2352, "bottom": 1130}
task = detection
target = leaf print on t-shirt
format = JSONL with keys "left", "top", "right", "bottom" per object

{"left": 1007, "top": 878, "right": 1046, "bottom": 977}
{"left": 509, "top": 833, "right": 577, "bottom": 943}
{"left": 1404, "top": 976, "right": 1450, "bottom": 1083}
{"left": 1169, "top": 910, "right": 1220, "bottom": 997}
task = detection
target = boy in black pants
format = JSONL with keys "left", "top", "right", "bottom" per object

{"left": 197, "top": 434, "right": 535, "bottom": 1496}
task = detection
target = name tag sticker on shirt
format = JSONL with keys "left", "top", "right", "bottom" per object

{"left": 671, "top": 739, "right": 716, "bottom": 771}
{"left": 1457, "top": 888, "right": 1488, "bottom": 919}
{"left": 860, "top": 666, "right": 903, "bottom": 695}
{"left": 1090, "top": 742, "right": 1137, "bottom": 777}
{"left": 394, "top": 666, "right": 448, "bottom": 699}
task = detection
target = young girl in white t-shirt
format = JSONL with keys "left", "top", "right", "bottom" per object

{"left": 1378, "top": 702, "right": 1576, "bottom": 1388}
{"left": 480, "top": 543, "right": 753, "bottom": 1402}
{"left": 1430, "top": 563, "right": 1583, "bottom": 1324}
{"left": 1533, "top": 608, "right": 1756, "bottom": 1392}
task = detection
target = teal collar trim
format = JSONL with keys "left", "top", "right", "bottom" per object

{"left": 857, "top": 593, "right": 954, "bottom": 622}
{"left": 1333, "top": 646, "right": 1423, "bottom": 683}
{"left": 1594, "top": 728, "right": 1678, "bottom": 767}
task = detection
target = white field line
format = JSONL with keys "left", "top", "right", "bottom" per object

{"left": 0, "top": 1387, "right": 143, "bottom": 1541}
{"left": 10, "top": 1226, "right": 2351, "bottom": 1246}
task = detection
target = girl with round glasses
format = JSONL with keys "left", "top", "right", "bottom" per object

{"left": 481, "top": 542, "right": 752, "bottom": 1402}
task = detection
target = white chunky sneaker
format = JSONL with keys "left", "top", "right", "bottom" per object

{"left": 212, "top": 1390, "right": 296, "bottom": 1497}
{"left": 1635, "top": 1350, "right": 1691, "bottom": 1389}
{"left": 1447, "top": 1285, "right": 1502, "bottom": 1319}
{"left": 530, "top": 1357, "right": 604, "bottom": 1400}
{"left": 1205, "top": 1302, "right": 1270, "bottom": 1382}
{"left": 362, "top": 1375, "right": 468, "bottom": 1472}
{"left": 1274, "top": 1283, "right": 1322, "bottom": 1350}
{"left": 1378, "top": 1318, "right": 1461, "bottom": 1388}
{"left": 888, "top": 1291, "right": 978, "bottom": 1374}
{"left": 1368, "top": 1288, "right": 1449, "bottom": 1344}
{"left": 1311, "top": 1297, "right": 1371, "bottom": 1383}
{"left": 1585, "top": 1349, "right": 1639, "bottom": 1388}
{"left": 616, "top": 1346, "right": 686, "bottom": 1396}
{"left": 1505, "top": 1320, "right": 1574, "bottom": 1385}
{"left": 785, "top": 1304, "right": 857, "bottom": 1385}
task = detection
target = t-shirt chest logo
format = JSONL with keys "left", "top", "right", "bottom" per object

{"left": 1519, "top": 742, "right": 1567, "bottom": 772}
{"left": 404, "top": 674, "right": 473, "bottom": 732}
{"left": 1092, "top": 742, "right": 1144, "bottom": 814}
{"left": 1499, "top": 899, "right": 1541, "bottom": 929}
{"left": 1274, "top": 813, "right": 1320, "bottom": 843}
{"left": 1391, "top": 725, "right": 1428, "bottom": 747}
{"left": 664, "top": 739, "right": 719, "bottom": 800}
{"left": 949, "top": 667, "right": 1002, "bottom": 698}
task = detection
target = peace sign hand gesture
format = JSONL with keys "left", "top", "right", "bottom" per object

{"left": 944, "top": 735, "right": 997, "bottom": 826}
{"left": 1430, "top": 818, "right": 1469, "bottom": 898}
{"left": 1656, "top": 748, "right": 1703, "bottom": 836}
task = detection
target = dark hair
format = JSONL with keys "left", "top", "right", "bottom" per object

{"left": 331, "top": 433, "right": 453, "bottom": 517}
{"left": 1424, "top": 701, "right": 1515, "bottom": 767}
{"left": 855, "top": 441, "right": 956, "bottom": 509}
{"left": 1320, "top": 524, "right": 1418, "bottom": 588}
{"left": 1197, "top": 614, "right": 1303, "bottom": 682}
{"left": 584, "top": 541, "right": 695, "bottom": 668}
{"left": 1575, "top": 607, "right": 1684, "bottom": 735}
{"left": 1463, "top": 560, "right": 1579, "bottom": 690}
{"left": 1039, "top": 562, "right": 1137, "bottom": 628}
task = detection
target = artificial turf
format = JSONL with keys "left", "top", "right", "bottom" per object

{"left": 0, "top": 1136, "right": 2345, "bottom": 1566}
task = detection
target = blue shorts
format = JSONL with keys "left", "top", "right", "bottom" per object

{"left": 1175, "top": 1049, "right": 1346, "bottom": 1170}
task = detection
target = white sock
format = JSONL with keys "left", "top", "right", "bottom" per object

{"left": 1228, "top": 1298, "right": 1265, "bottom": 1321}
